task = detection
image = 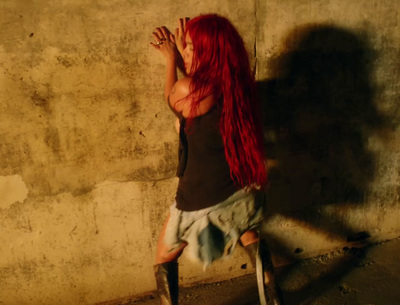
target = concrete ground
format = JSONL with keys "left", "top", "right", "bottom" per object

{"left": 104, "top": 237, "right": 400, "bottom": 305}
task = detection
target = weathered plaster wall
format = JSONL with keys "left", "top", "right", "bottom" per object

{"left": 0, "top": 1, "right": 258, "bottom": 304}
{"left": 0, "top": 0, "right": 399, "bottom": 304}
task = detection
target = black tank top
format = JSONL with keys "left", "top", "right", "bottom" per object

{"left": 174, "top": 106, "right": 238, "bottom": 211}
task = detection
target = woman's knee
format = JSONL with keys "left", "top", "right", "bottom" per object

{"left": 240, "top": 230, "right": 259, "bottom": 247}
{"left": 155, "top": 213, "right": 187, "bottom": 264}
{"left": 155, "top": 243, "right": 186, "bottom": 264}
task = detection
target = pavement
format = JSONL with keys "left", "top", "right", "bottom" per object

{"left": 105, "top": 237, "right": 400, "bottom": 305}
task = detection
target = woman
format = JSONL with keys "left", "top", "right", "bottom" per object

{"left": 150, "top": 14, "right": 282, "bottom": 305}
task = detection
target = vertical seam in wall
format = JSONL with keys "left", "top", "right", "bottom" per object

{"left": 254, "top": 0, "right": 260, "bottom": 78}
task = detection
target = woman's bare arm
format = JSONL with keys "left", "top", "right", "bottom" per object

{"left": 150, "top": 26, "right": 179, "bottom": 103}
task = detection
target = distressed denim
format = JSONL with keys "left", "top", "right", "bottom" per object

{"left": 164, "top": 189, "right": 264, "bottom": 268}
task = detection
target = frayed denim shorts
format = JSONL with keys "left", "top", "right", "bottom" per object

{"left": 164, "top": 189, "right": 264, "bottom": 268}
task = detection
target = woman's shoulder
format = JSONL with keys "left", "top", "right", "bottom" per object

{"left": 169, "top": 77, "right": 216, "bottom": 118}
{"left": 169, "top": 77, "right": 191, "bottom": 113}
{"left": 170, "top": 77, "right": 192, "bottom": 101}
{"left": 176, "top": 77, "right": 192, "bottom": 89}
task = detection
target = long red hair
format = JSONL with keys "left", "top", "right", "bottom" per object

{"left": 185, "top": 14, "right": 267, "bottom": 188}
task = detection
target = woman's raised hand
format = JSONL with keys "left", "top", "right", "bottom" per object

{"left": 172, "top": 18, "right": 189, "bottom": 57}
{"left": 150, "top": 26, "right": 176, "bottom": 60}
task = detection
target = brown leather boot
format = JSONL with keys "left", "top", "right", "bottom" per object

{"left": 244, "top": 241, "right": 283, "bottom": 305}
{"left": 154, "top": 262, "right": 179, "bottom": 305}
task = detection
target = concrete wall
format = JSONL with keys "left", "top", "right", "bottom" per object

{"left": 0, "top": 1, "right": 258, "bottom": 304}
{"left": 0, "top": 0, "right": 399, "bottom": 304}
{"left": 257, "top": 0, "right": 400, "bottom": 262}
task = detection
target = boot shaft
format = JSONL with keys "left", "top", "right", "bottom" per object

{"left": 154, "top": 262, "right": 179, "bottom": 305}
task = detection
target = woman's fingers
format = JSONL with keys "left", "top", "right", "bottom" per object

{"left": 160, "top": 26, "right": 171, "bottom": 40}
{"left": 155, "top": 27, "right": 166, "bottom": 40}
{"left": 176, "top": 18, "right": 188, "bottom": 55}
{"left": 155, "top": 26, "right": 173, "bottom": 42}
{"left": 150, "top": 26, "right": 179, "bottom": 60}
{"left": 151, "top": 27, "right": 170, "bottom": 48}
{"left": 152, "top": 31, "right": 162, "bottom": 42}
{"left": 150, "top": 42, "right": 159, "bottom": 49}
{"left": 150, "top": 24, "right": 181, "bottom": 54}
{"left": 150, "top": 31, "right": 164, "bottom": 49}
{"left": 179, "top": 17, "right": 189, "bottom": 34}
{"left": 183, "top": 17, "right": 188, "bottom": 32}
{"left": 178, "top": 18, "right": 183, "bottom": 34}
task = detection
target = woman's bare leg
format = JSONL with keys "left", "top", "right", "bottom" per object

{"left": 241, "top": 230, "right": 276, "bottom": 284}
{"left": 155, "top": 213, "right": 187, "bottom": 264}
{"left": 154, "top": 213, "right": 187, "bottom": 305}
{"left": 241, "top": 230, "right": 283, "bottom": 304}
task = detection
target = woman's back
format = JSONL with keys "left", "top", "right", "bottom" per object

{"left": 175, "top": 106, "right": 237, "bottom": 211}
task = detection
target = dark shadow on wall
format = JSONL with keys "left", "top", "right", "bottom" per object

{"left": 261, "top": 24, "right": 383, "bottom": 207}
{"left": 256, "top": 24, "right": 392, "bottom": 304}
